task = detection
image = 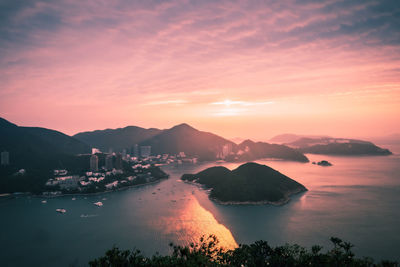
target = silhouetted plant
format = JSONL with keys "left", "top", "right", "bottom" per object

{"left": 89, "top": 235, "right": 398, "bottom": 267}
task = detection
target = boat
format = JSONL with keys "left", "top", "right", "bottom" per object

{"left": 94, "top": 201, "right": 103, "bottom": 207}
{"left": 56, "top": 208, "right": 66, "bottom": 214}
{"left": 41, "top": 200, "right": 47, "bottom": 203}
{"left": 72, "top": 197, "right": 76, "bottom": 200}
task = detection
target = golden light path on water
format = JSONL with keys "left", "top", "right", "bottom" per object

{"left": 152, "top": 195, "right": 238, "bottom": 251}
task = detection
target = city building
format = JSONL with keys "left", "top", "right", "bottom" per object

{"left": 115, "top": 153, "right": 123, "bottom": 170}
{"left": 132, "top": 144, "right": 139, "bottom": 158}
{"left": 222, "top": 143, "right": 233, "bottom": 158}
{"left": 140, "top": 146, "right": 151, "bottom": 158}
{"left": 105, "top": 154, "right": 113, "bottom": 170}
{"left": 1, "top": 151, "right": 9, "bottom": 165}
{"left": 90, "top": 154, "right": 99, "bottom": 172}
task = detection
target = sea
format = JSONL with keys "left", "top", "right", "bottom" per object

{"left": 1, "top": 144, "right": 399, "bottom": 266}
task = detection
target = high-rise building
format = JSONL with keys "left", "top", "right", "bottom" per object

{"left": 122, "top": 149, "right": 127, "bottom": 158}
{"left": 105, "top": 154, "right": 113, "bottom": 170}
{"left": 1, "top": 151, "right": 9, "bottom": 165}
{"left": 115, "top": 153, "right": 123, "bottom": 170}
{"left": 90, "top": 154, "right": 99, "bottom": 172}
{"left": 132, "top": 144, "right": 139, "bottom": 158}
{"left": 222, "top": 143, "right": 233, "bottom": 159}
{"left": 140, "top": 146, "right": 151, "bottom": 158}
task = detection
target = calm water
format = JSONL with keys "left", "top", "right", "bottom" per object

{"left": 1, "top": 145, "right": 400, "bottom": 266}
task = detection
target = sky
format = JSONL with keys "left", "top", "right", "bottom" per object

{"left": 0, "top": 0, "right": 399, "bottom": 141}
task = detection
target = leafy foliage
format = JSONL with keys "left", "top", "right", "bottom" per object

{"left": 89, "top": 235, "right": 398, "bottom": 267}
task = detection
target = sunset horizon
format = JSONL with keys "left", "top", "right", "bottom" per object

{"left": 1, "top": 1, "right": 400, "bottom": 266}
{"left": 1, "top": 0, "right": 399, "bottom": 140}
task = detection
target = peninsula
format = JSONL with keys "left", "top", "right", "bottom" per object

{"left": 181, "top": 162, "right": 307, "bottom": 205}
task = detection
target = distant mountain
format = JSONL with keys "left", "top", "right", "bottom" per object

{"left": 75, "top": 123, "right": 311, "bottom": 162}
{"left": 269, "top": 133, "right": 330, "bottom": 144}
{"left": 140, "top": 123, "right": 235, "bottom": 161}
{"left": 22, "top": 127, "right": 90, "bottom": 155}
{"left": 230, "top": 137, "right": 246, "bottom": 144}
{"left": 74, "top": 126, "right": 162, "bottom": 152}
{"left": 287, "top": 137, "right": 372, "bottom": 148}
{"left": 286, "top": 137, "right": 392, "bottom": 156}
{"left": 0, "top": 118, "right": 89, "bottom": 166}
{"left": 181, "top": 162, "right": 307, "bottom": 204}
{"left": 236, "top": 140, "right": 309, "bottom": 162}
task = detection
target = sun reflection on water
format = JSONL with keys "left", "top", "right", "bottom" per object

{"left": 153, "top": 196, "right": 238, "bottom": 250}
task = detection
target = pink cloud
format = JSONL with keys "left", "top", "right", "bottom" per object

{"left": 0, "top": 0, "right": 399, "bottom": 138}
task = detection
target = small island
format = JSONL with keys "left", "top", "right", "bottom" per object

{"left": 312, "top": 160, "right": 333, "bottom": 166}
{"left": 181, "top": 162, "right": 307, "bottom": 205}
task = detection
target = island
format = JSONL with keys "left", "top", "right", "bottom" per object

{"left": 317, "top": 160, "right": 332, "bottom": 166}
{"left": 286, "top": 137, "right": 392, "bottom": 156}
{"left": 181, "top": 162, "right": 307, "bottom": 205}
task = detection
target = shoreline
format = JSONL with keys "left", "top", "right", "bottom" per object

{"left": 6, "top": 177, "right": 168, "bottom": 199}
{"left": 210, "top": 187, "right": 307, "bottom": 206}
{"left": 182, "top": 179, "right": 307, "bottom": 206}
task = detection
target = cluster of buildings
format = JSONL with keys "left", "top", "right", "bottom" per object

{"left": 216, "top": 143, "right": 234, "bottom": 159}
{"left": 42, "top": 143, "right": 198, "bottom": 193}
{"left": 45, "top": 167, "right": 125, "bottom": 192}
{"left": 89, "top": 153, "right": 123, "bottom": 172}
{"left": 99, "top": 145, "right": 198, "bottom": 167}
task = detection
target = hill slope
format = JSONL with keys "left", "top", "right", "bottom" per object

{"left": 0, "top": 117, "right": 91, "bottom": 193}
{"left": 0, "top": 118, "right": 89, "bottom": 166}
{"left": 140, "top": 123, "right": 235, "bottom": 160}
{"left": 74, "top": 126, "right": 162, "bottom": 152}
{"left": 236, "top": 140, "right": 309, "bottom": 162}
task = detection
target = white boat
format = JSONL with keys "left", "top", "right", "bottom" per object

{"left": 94, "top": 201, "right": 103, "bottom": 207}
{"left": 56, "top": 208, "right": 66, "bottom": 213}
{"left": 72, "top": 197, "right": 76, "bottom": 201}
{"left": 41, "top": 200, "right": 47, "bottom": 203}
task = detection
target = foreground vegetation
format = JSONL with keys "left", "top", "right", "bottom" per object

{"left": 89, "top": 235, "right": 398, "bottom": 266}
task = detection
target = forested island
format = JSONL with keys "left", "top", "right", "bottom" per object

{"left": 181, "top": 162, "right": 307, "bottom": 205}
{"left": 285, "top": 137, "right": 392, "bottom": 156}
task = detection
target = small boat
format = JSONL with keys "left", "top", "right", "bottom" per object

{"left": 94, "top": 201, "right": 103, "bottom": 207}
{"left": 41, "top": 200, "right": 47, "bottom": 204}
{"left": 72, "top": 197, "right": 76, "bottom": 201}
{"left": 102, "top": 198, "right": 107, "bottom": 201}
{"left": 56, "top": 208, "right": 66, "bottom": 214}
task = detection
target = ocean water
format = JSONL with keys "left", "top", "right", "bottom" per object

{"left": 1, "top": 145, "right": 399, "bottom": 266}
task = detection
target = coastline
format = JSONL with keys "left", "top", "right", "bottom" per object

{"left": 6, "top": 177, "right": 168, "bottom": 199}
{"left": 210, "top": 187, "right": 307, "bottom": 206}
{"left": 182, "top": 179, "right": 307, "bottom": 206}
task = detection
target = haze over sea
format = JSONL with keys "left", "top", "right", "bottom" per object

{"left": 1, "top": 145, "right": 399, "bottom": 267}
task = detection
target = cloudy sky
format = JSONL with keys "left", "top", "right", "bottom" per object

{"left": 0, "top": 0, "right": 399, "bottom": 140}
